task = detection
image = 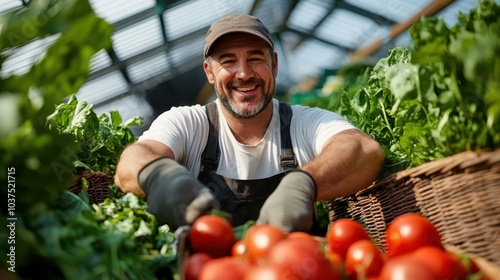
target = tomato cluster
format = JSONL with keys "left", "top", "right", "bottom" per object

{"left": 183, "top": 213, "right": 488, "bottom": 280}
{"left": 328, "top": 213, "right": 485, "bottom": 280}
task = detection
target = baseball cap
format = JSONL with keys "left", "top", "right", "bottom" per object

{"left": 204, "top": 13, "right": 274, "bottom": 57}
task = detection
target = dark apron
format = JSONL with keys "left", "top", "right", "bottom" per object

{"left": 197, "top": 102, "right": 323, "bottom": 235}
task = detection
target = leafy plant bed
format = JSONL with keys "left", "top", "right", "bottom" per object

{"left": 301, "top": 0, "right": 500, "bottom": 177}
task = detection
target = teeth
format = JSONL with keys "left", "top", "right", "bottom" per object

{"left": 235, "top": 86, "right": 256, "bottom": 92}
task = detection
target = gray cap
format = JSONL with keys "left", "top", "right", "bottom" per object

{"left": 204, "top": 13, "right": 274, "bottom": 57}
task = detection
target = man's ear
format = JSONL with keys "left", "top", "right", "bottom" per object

{"left": 203, "top": 60, "right": 214, "bottom": 84}
{"left": 273, "top": 52, "right": 278, "bottom": 78}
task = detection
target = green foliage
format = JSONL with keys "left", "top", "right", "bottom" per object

{"left": 48, "top": 95, "right": 144, "bottom": 175}
{"left": 0, "top": 1, "right": 176, "bottom": 279}
{"left": 0, "top": 0, "right": 113, "bottom": 218}
{"left": 12, "top": 189, "right": 176, "bottom": 280}
{"left": 92, "top": 189, "right": 178, "bottom": 279}
{"left": 303, "top": 0, "right": 500, "bottom": 176}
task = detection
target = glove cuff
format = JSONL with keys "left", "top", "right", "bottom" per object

{"left": 289, "top": 169, "right": 318, "bottom": 201}
{"left": 138, "top": 157, "right": 184, "bottom": 195}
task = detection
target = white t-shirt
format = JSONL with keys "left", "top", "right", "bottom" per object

{"left": 139, "top": 98, "right": 356, "bottom": 180}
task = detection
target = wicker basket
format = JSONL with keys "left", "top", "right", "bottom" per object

{"left": 324, "top": 149, "right": 500, "bottom": 267}
{"left": 69, "top": 170, "right": 113, "bottom": 205}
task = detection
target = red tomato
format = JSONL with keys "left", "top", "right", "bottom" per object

{"left": 267, "top": 238, "right": 341, "bottom": 280}
{"left": 385, "top": 213, "right": 442, "bottom": 257}
{"left": 183, "top": 252, "right": 213, "bottom": 280}
{"left": 244, "top": 224, "right": 287, "bottom": 263}
{"left": 232, "top": 240, "right": 246, "bottom": 257}
{"left": 412, "top": 246, "right": 467, "bottom": 280}
{"left": 287, "top": 231, "right": 322, "bottom": 248}
{"left": 199, "top": 257, "right": 246, "bottom": 280}
{"left": 344, "top": 239, "right": 385, "bottom": 278}
{"left": 243, "top": 263, "right": 299, "bottom": 280}
{"left": 326, "top": 218, "right": 371, "bottom": 260}
{"left": 189, "top": 215, "right": 236, "bottom": 258}
{"left": 379, "top": 255, "right": 439, "bottom": 280}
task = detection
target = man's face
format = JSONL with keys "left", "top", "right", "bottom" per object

{"left": 204, "top": 33, "right": 278, "bottom": 119}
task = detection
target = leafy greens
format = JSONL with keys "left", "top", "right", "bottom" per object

{"left": 303, "top": 0, "right": 500, "bottom": 176}
{"left": 48, "top": 95, "right": 144, "bottom": 175}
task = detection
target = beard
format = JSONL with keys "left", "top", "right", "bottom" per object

{"left": 214, "top": 78, "right": 275, "bottom": 119}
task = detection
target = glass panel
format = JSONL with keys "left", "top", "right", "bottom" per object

{"left": 0, "top": 35, "right": 59, "bottom": 77}
{"left": 316, "top": 9, "right": 384, "bottom": 48}
{"left": 77, "top": 71, "right": 128, "bottom": 105}
{"left": 345, "top": 0, "right": 434, "bottom": 22}
{"left": 0, "top": 0, "right": 22, "bottom": 13}
{"left": 128, "top": 53, "right": 169, "bottom": 84}
{"left": 112, "top": 17, "right": 163, "bottom": 60}
{"left": 287, "top": 0, "right": 330, "bottom": 32}
{"left": 93, "top": 94, "right": 153, "bottom": 125}
{"left": 89, "top": 0, "right": 155, "bottom": 24}
{"left": 89, "top": 49, "right": 112, "bottom": 73}
{"left": 293, "top": 40, "right": 347, "bottom": 79}
{"left": 163, "top": 0, "right": 250, "bottom": 40}
{"left": 169, "top": 36, "right": 204, "bottom": 66}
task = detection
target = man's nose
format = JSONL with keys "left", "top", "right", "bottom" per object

{"left": 235, "top": 61, "right": 254, "bottom": 80}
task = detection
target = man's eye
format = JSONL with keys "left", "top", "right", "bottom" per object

{"left": 221, "top": 60, "right": 235, "bottom": 65}
{"left": 249, "top": 57, "right": 263, "bottom": 62}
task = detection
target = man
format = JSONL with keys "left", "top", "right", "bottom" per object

{"left": 114, "top": 13, "right": 384, "bottom": 233}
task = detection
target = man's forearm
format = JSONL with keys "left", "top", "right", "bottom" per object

{"left": 301, "top": 129, "right": 385, "bottom": 201}
{"left": 114, "top": 140, "right": 174, "bottom": 197}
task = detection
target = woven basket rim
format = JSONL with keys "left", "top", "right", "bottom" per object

{"left": 71, "top": 170, "right": 112, "bottom": 186}
{"left": 69, "top": 170, "right": 113, "bottom": 205}
{"left": 324, "top": 148, "right": 500, "bottom": 266}
{"left": 356, "top": 149, "right": 500, "bottom": 196}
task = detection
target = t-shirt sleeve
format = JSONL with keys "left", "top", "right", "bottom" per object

{"left": 138, "top": 105, "right": 207, "bottom": 163}
{"left": 291, "top": 105, "right": 357, "bottom": 156}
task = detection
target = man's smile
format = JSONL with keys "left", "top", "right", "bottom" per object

{"left": 234, "top": 85, "right": 257, "bottom": 92}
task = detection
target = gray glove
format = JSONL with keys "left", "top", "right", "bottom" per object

{"left": 138, "top": 158, "right": 219, "bottom": 229}
{"left": 257, "top": 170, "right": 317, "bottom": 233}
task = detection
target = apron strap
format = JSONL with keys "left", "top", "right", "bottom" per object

{"left": 279, "top": 102, "right": 298, "bottom": 172}
{"left": 200, "top": 101, "right": 220, "bottom": 173}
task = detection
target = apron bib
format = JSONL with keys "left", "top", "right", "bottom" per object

{"left": 197, "top": 102, "right": 322, "bottom": 234}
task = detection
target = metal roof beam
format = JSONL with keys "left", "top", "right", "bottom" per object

{"left": 112, "top": 8, "right": 156, "bottom": 32}
{"left": 106, "top": 47, "right": 132, "bottom": 85}
{"left": 248, "top": 0, "right": 261, "bottom": 14}
{"left": 336, "top": 1, "right": 396, "bottom": 25}
{"left": 285, "top": 27, "right": 355, "bottom": 53}
{"left": 276, "top": 0, "right": 301, "bottom": 31}
{"left": 87, "top": 20, "right": 356, "bottom": 84}
{"left": 88, "top": 25, "right": 208, "bottom": 82}
{"left": 290, "top": 0, "right": 339, "bottom": 51}
{"left": 107, "top": 1, "right": 195, "bottom": 86}
{"left": 349, "top": 0, "right": 455, "bottom": 61}
{"left": 289, "top": 0, "right": 395, "bottom": 51}
{"left": 91, "top": 47, "right": 203, "bottom": 109}
{"left": 111, "top": 0, "right": 190, "bottom": 32}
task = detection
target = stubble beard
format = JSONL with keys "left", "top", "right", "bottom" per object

{"left": 214, "top": 79, "right": 274, "bottom": 119}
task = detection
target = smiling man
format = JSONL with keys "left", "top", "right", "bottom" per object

{"left": 114, "top": 14, "right": 385, "bottom": 233}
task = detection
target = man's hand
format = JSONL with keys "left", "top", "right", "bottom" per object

{"left": 139, "top": 158, "right": 219, "bottom": 229}
{"left": 257, "top": 170, "right": 317, "bottom": 233}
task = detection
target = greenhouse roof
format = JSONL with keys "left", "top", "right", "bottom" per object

{"left": 0, "top": 0, "right": 486, "bottom": 130}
